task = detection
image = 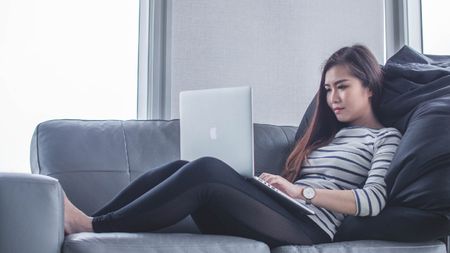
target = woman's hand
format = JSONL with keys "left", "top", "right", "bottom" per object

{"left": 259, "top": 173, "right": 359, "bottom": 215}
{"left": 259, "top": 172, "right": 302, "bottom": 199}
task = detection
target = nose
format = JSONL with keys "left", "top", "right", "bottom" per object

{"left": 330, "top": 88, "right": 340, "bottom": 103}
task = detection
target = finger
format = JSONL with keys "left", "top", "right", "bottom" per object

{"left": 260, "top": 173, "right": 272, "bottom": 181}
{"left": 270, "top": 178, "right": 285, "bottom": 189}
{"left": 267, "top": 176, "right": 278, "bottom": 185}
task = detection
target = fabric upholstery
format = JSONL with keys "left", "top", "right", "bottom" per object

{"left": 334, "top": 206, "right": 449, "bottom": 242}
{"left": 379, "top": 46, "right": 450, "bottom": 212}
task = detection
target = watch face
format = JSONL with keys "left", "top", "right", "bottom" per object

{"left": 303, "top": 187, "right": 315, "bottom": 199}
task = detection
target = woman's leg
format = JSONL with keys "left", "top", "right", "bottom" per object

{"left": 92, "top": 160, "right": 189, "bottom": 216}
{"left": 91, "top": 157, "right": 330, "bottom": 247}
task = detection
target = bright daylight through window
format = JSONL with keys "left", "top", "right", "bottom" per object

{"left": 0, "top": 1, "right": 139, "bottom": 173}
{"left": 421, "top": 0, "right": 450, "bottom": 55}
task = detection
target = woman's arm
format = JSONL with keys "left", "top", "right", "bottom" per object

{"left": 302, "top": 188, "right": 356, "bottom": 215}
{"left": 259, "top": 173, "right": 357, "bottom": 215}
{"left": 261, "top": 129, "right": 403, "bottom": 217}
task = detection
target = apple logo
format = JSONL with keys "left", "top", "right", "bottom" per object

{"left": 209, "top": 127, "right": 217, "bottom": 140}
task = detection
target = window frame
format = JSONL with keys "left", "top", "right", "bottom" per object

{"left": 384, "top": 0, "right": 423, "bottom": 59}
{"left": 137, "top": 0, "right": 171, "bottom": 120}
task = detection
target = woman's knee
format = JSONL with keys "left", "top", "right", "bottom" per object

{"left": 140, "top": 159, "right": 188, "bottom": 179}
{"left": 193, "top": 156, "right": 230, "bottom": 170}
{"left": 172, "top": 159, "right": 189, "bottom": 168}
{"left": 184, "top": 156, "right": 234, "bottom": 178}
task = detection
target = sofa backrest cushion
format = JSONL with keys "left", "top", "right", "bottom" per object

{"left": 31, "top": 120, "right": 131, "bottom": 215}
{"left": 31, "top": 119, "right": 296, "bottom": 215}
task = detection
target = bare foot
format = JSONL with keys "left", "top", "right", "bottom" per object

{"left": 63, "top": 192, "right": 94, "bottom": 235}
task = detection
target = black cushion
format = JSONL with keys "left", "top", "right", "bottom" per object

{"left": 379, "top": 47, "right": 450, "bottom": 213}
{"left": 334, "top": 206, "right": 449, "bottom": 242}
{"left": 294, "top": 46, "right": 450, "bottom": 241}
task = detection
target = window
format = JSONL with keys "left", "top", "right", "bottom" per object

{"left": 0, "top": 1, "right": 139, "bottom": 173}
{"left": 421, "top": 0, "right": 450, "bottom": 54}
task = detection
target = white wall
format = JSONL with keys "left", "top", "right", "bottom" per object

{"left": 169, "top": 0, "right": 385, "bottom": 126}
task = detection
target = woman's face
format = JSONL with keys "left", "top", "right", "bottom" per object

{"left": 324, "top": 64, "right": 373, "bottom": 126}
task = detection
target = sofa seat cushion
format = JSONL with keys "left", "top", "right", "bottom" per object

{"left": 271, "top": 240, "right": 446, "bottom": 253}
{"left": 62, "top": 232, "right": 270, "bottom": 253}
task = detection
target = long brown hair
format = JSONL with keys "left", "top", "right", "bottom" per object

{"left": 282, "top": 44, "right": 383, "bottom": 182}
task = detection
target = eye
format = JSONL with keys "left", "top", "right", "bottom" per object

{"left": 337, "top": 85, "right": 347, "bottom": 90}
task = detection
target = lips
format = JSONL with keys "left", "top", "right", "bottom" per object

{"left": 333, "top": 107, "right": 344, "bottom": 113}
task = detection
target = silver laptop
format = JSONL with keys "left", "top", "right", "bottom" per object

{"left": 179, "top": 86, "right": 315, "bottom": 215}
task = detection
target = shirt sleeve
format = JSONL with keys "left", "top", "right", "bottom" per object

{"left": 352, "top": 128, "right": 402, "bottom": 216}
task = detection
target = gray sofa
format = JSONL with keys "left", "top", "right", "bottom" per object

{"left": 1, "top": 119, "right": 447, "bottom": 253}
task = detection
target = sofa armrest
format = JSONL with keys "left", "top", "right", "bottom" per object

{"left": 0, "top": 173, "right": 64, "bottom": 253}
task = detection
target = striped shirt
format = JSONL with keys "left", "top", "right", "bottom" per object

{"left": 294, "top": 125, "right": 403, "bottom": 239}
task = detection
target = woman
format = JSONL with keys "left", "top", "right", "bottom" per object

{"left": 64, "top": 44, "right": 402, "bottom": 247}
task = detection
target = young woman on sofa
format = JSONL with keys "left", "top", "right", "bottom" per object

{"left": 64, "top": 44, "right": 402, "bottom": 248}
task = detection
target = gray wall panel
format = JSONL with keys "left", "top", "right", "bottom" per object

{"left": 169, "top": 0, "right": 385, "bottom": 126}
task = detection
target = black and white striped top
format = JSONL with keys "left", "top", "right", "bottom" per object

{"left": 294, "top": 125, "right": 403, "bottom": 239}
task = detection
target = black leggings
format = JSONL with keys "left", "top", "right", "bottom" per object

{"left": 91, "top": 157, "right": 331, "bottom": 248}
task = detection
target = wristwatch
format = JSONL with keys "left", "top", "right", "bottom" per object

{"left": 302, "top": 187, "right": 316, "bottom": 204}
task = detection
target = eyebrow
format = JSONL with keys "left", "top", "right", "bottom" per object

{"left": 324, "top": 79, "right": 349, "bottom": 87}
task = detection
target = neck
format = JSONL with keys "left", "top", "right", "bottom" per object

{"left": 350, "top": 110, "right": 384, "bottom": 129}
